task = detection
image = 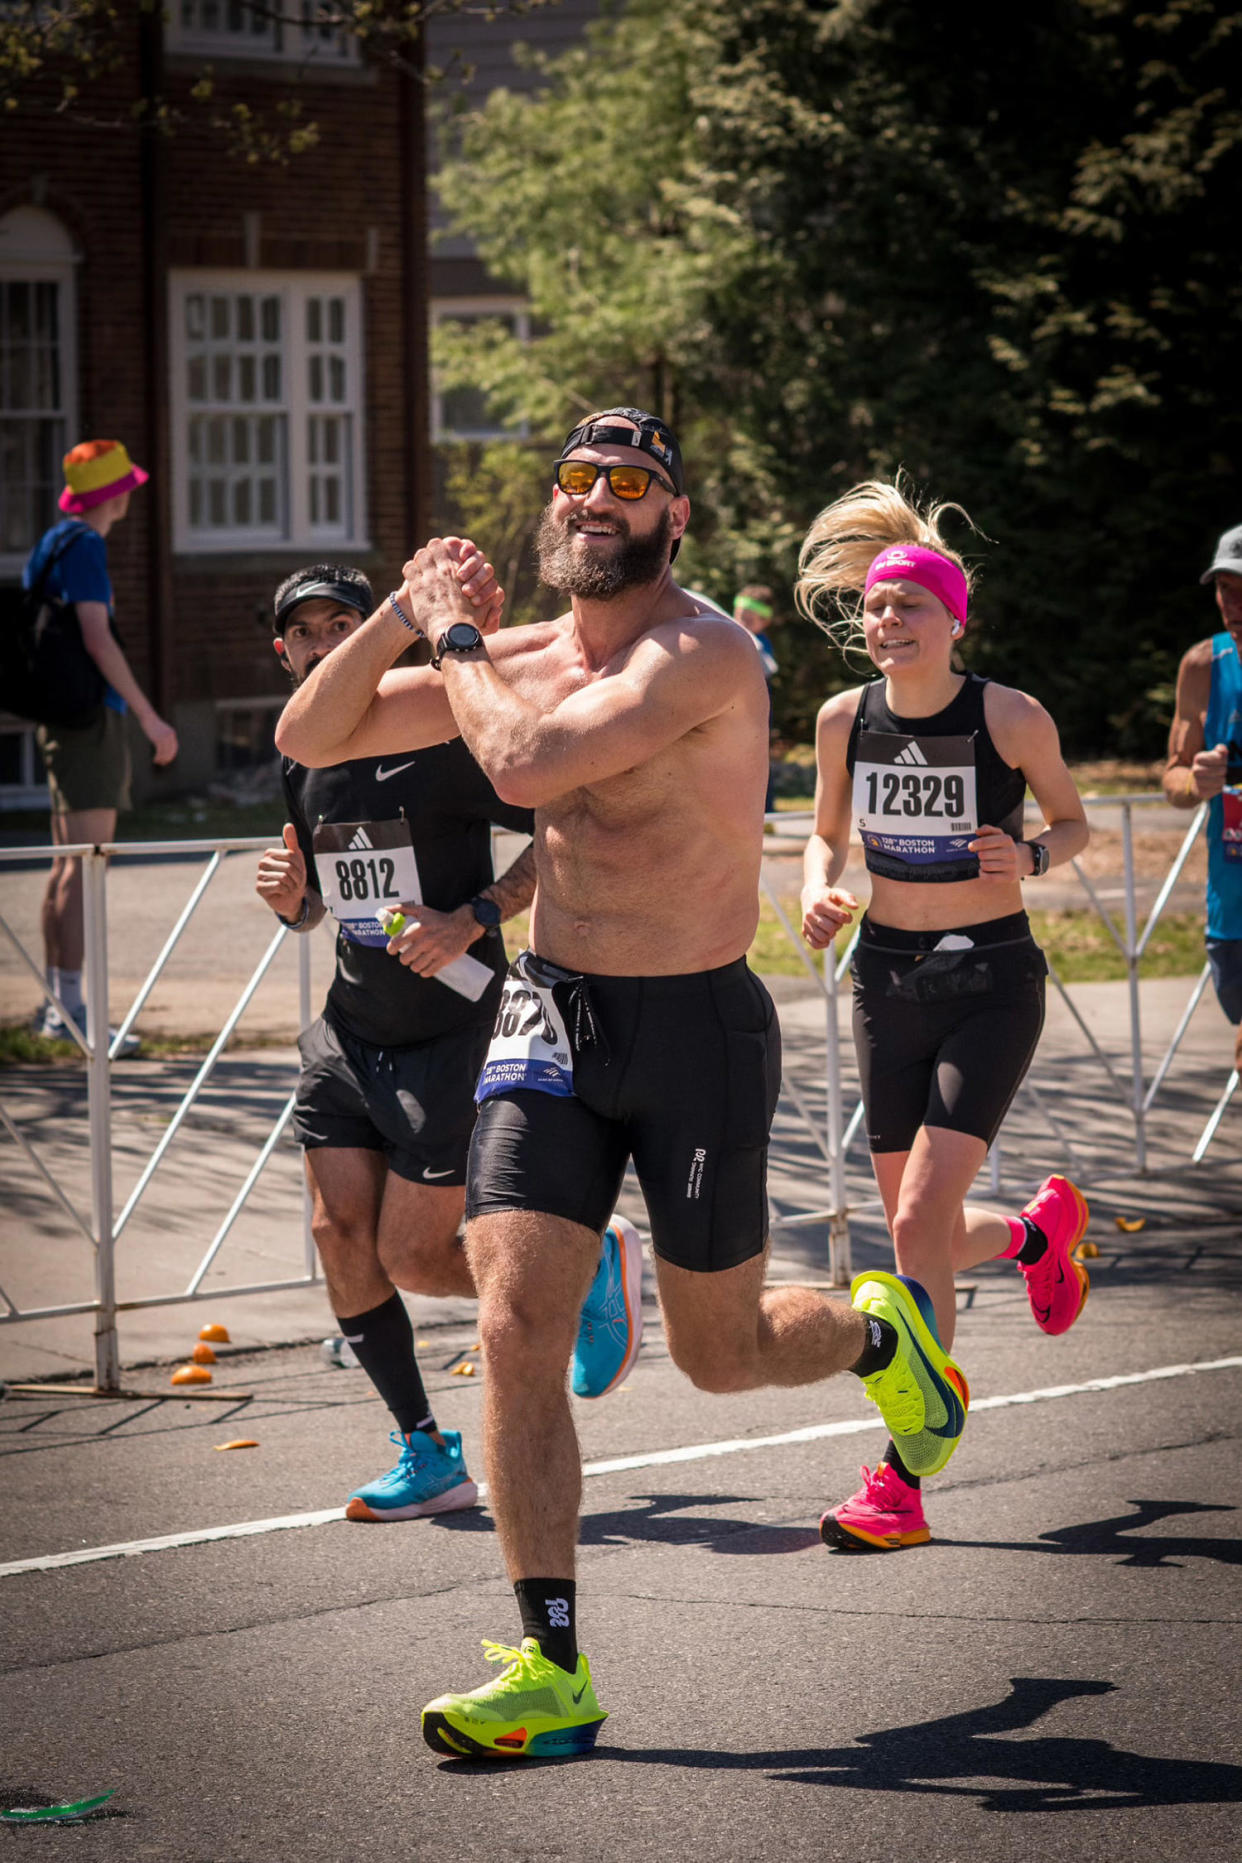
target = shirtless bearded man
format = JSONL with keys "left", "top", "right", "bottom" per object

{"left": 276, "top": 408, "right": 968, "bottom": 1759}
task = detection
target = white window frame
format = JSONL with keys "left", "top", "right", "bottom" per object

{"left": 169, "top": 269, "right": 369, "bottom": 555}
{"left": 167, "top": 2, "right": 360, "bottom": 65}
{"left": 431, "top": 297, "right": 530, "bottom": 443}
{"left": 0, "top": 206, "right": 79, "bottom": 580}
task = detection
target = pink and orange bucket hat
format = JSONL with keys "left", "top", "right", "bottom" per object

{"left": 59, "top": 439, "right": 149, "bottom": 515}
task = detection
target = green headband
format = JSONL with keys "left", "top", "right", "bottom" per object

{"left": 734, "top": 596, "right": 772, "bottom": 621}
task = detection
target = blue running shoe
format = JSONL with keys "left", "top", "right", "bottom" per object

{"left": 571, "top": 1216, "right": 643, "bottom": 1399}
{"left": 345, "top": 1429, "right": 478, "bottom": 1522}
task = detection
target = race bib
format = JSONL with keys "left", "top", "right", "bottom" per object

{"left": 475, "top": 953, "right": 575, "bottom": 1102}
{"left": 1222, "top": 786, "right": 1242, "bottom": 862}
{"left": 853, "top": 730, "right": 978, "bottom": 871}
{"left": 313, "top": 819, "right": 419, "bottom": 947}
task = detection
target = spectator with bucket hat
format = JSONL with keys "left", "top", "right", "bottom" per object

{"left": 22, "top": 440, "right": 178, "bottom": 1041}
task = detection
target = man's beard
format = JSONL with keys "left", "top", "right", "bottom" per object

{"left": 535, "top": 502, "right": 673, "bottom": 598}
{"left": 281, "top": 655, "right": 320, "bottom": 690}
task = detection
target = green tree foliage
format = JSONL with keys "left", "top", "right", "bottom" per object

{"left": 433, "top": 0, "right": 800, "bottom": 627}
{"left": 696, "top": 0, "right": 1242, "bottom": 748}
{"left": 435, "top": 0, "right": 1242, "bottom": 750}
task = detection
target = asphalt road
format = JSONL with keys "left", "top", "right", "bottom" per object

{"left": 1, "top": 807, "right": 1239, "bottom": 1858}
{"left": 2, "top": 1226, "right": 1240, "bottom": 1861}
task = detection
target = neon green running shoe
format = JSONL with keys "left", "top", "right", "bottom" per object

{"left": 422, "top": 1639, "right": 607, "bottom": 1760}
{"left": 851, "top": 1270, "right": 969, "bottom": 1478}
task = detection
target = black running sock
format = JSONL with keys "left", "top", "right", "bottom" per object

{"left": 514, "top": 1578, "right": 578, "bottom": 1675}
{"left": 881, "top": 1439, "right": 921, "bottom": 1489}
{"left": 335, "top": 1291, "right": 436, "bottom": 1437}
{"left": 851, "top": 1315, "right": 898, "bottom": 1379}
{"left": 1015, "top": 1217, "right": 1049, "bottom": 1267}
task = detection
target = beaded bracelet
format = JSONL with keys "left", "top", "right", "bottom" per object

{"left": 386, "top": 590, "right": 421, "bottom": 634}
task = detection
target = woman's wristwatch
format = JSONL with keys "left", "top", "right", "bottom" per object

{"left": 1022, "top": 840, "right": 1050, "bottom": 878}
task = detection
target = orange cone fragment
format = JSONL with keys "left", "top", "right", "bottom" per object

{"left": 213, "top": 1439, "right": 259, "bottom": 1451}
{"left": 192, "top": 1342, "right": 217, "bottom": 1364}
{"left": 198, "top": 1323, "right": 230, "bottom": 1343}
{"left": 171, "top": 1363, "right": 213, "bottom": 1386}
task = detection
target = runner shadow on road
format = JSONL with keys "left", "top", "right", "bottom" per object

{"left": 431, "top": 1494, "right": 823, "bottom": 1551}
{"left": 578, "top": 1493, "right": 821, "bottom": 1554}
{"left": 948, "top": 1497, "right": 1242, "bottom": 1568}
{"left": 602, "top": 1676, "right": 1242, "bottom": 1811}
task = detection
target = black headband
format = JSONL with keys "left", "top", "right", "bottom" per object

{"left": 556, "top": 406, "right": 685, "bottom": 495}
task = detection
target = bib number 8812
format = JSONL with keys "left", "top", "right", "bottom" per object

{"left": 333, "top": 855, "right": 398, "bottom": 903}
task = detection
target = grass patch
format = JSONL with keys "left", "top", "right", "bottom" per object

{"left": 1029, "top": 909, "right": 1204, "bottom": 983}
{"left": 752, "top": 900, "right": 1207, "bottom": 984}
{"left": 0, "top": 1023, "right": 299, "bottom": 1065}
{"left": 0, "top": 798, "right": 285, "bottom": 846}
{"left": 0, "top": 1024, "right": 85, "bottom": 1065}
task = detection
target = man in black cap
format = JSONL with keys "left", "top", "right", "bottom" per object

{"left": 256, "top": 561, "right": 540, "bottom": 1522}
{"left": 1163, "top": 523, "right": 1242, "bottom": 1076}
{"left": 275, "top": 415, "right": 966, "bottom": 1759}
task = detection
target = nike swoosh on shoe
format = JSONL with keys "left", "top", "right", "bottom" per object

{"left": 906, "top": 1333, "right": 965, "bottom": 1439}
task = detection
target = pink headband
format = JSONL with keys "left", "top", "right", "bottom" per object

{"left": 864, "top": 545, "right": 968, "bottom": 624}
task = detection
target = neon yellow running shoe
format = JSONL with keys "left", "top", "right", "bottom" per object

{"left": 422, "top": 1639, "right": 607, "bottom": 1760}
{"left": 851, "top": 1270, "right": 969, "bottom": 1478}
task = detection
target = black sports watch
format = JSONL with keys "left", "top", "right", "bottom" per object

{"left": 1023, "top": 840, "right": 1050, "bottom": 878}
{"left": 430, "top": 621, "right": 484, "bottom": 668}
{"left": 469, "top": 893, "right": 502, "bottom": 930}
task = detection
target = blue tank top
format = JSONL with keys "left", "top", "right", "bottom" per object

{"left": 1204, "top": 630, "right": 1242, "bottom": 940}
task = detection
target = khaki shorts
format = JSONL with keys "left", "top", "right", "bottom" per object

{"left": 38, "top": 706, "right": 132, "bottom": 815}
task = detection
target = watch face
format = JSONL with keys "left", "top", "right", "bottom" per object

{"left": 445, "top": 622, "right": 482, "bottom": 650}
{"left": 471, "top": 895, "right": 501, "bottom": 927}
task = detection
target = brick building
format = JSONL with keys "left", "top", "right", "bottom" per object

{"left": 0, "top": 0, "right": 596, "bottom": 808}
{"left": 0, "top": 5, "right": 426, "bottom": 804}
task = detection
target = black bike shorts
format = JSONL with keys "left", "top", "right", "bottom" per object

{"left": 466, "top": 958, "right": 781, "bottom": 1272}
{"left": 851, "top": 911, "right": 1046, "bottom": 1154}
{"left": 293, "top": 1013, "right": 490, "bottom": 1185}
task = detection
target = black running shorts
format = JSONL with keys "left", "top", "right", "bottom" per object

{"left": 293, "top": 1013, "right": 490, "bottom": 1184}
{"left": 851, "top": 912, "right": 1046, "bottom": 1153}
{"left": 466, "top": 958, "right": 781, "bottom": 1272}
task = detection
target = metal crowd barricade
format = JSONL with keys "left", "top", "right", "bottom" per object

{"left": 758, "top": 793, "right": 1235, "bottom": 1288}
{"left": 1, "top": 798, "right": 1234, "bottom": 1384}
{"left": 0, "top": 835, "right": 316, "bottom": 1393}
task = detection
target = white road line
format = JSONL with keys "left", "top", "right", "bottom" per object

{"left": 2, "top": 1353, "right": 1239, "bottom": 1581}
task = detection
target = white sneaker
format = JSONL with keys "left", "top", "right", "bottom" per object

{"left": 37, "top": 1004, "right": 139, "bottom": 1055}
{"left": 321, "top": 1335, "right": 361, "bottom": 1369}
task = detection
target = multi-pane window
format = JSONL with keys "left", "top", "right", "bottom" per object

{"left": 431, "top": 300, "right": 530, "bottom": 442}
{"left": 185, "top": 290, "right": 286, "bottom": 537}
{"left": 170, "top": 272, "right": 366, "bottom": 552}
{"left": 168, "top": 1, "right": 359, "bottom": 63}
{"left": 0, "top": 207, "right": 77, "bottom": 571}
{"left": 305, "top": 294, "right": 352, "bottom": 534}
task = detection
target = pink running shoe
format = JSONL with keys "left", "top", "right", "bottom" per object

{"left": 1019, "top": 1174, "right": 1090, "bottom": 1336}
{"left": 820, "top": 1462, "right": 930, "bottom": 1552}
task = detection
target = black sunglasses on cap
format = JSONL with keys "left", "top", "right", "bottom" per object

{"left": 555, "top": 460, "right": 676, "bottom": 502}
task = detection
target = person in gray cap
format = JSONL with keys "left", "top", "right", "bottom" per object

{"left": 276, "top": 408, "right": 968, "bottom": 1759}
{"left": 1162, "top": 523, "right": 1242, "bottom": 1074}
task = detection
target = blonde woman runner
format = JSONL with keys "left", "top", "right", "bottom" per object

{"left": 798, "top": 476, "right": 1092, "bottom": 1552}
